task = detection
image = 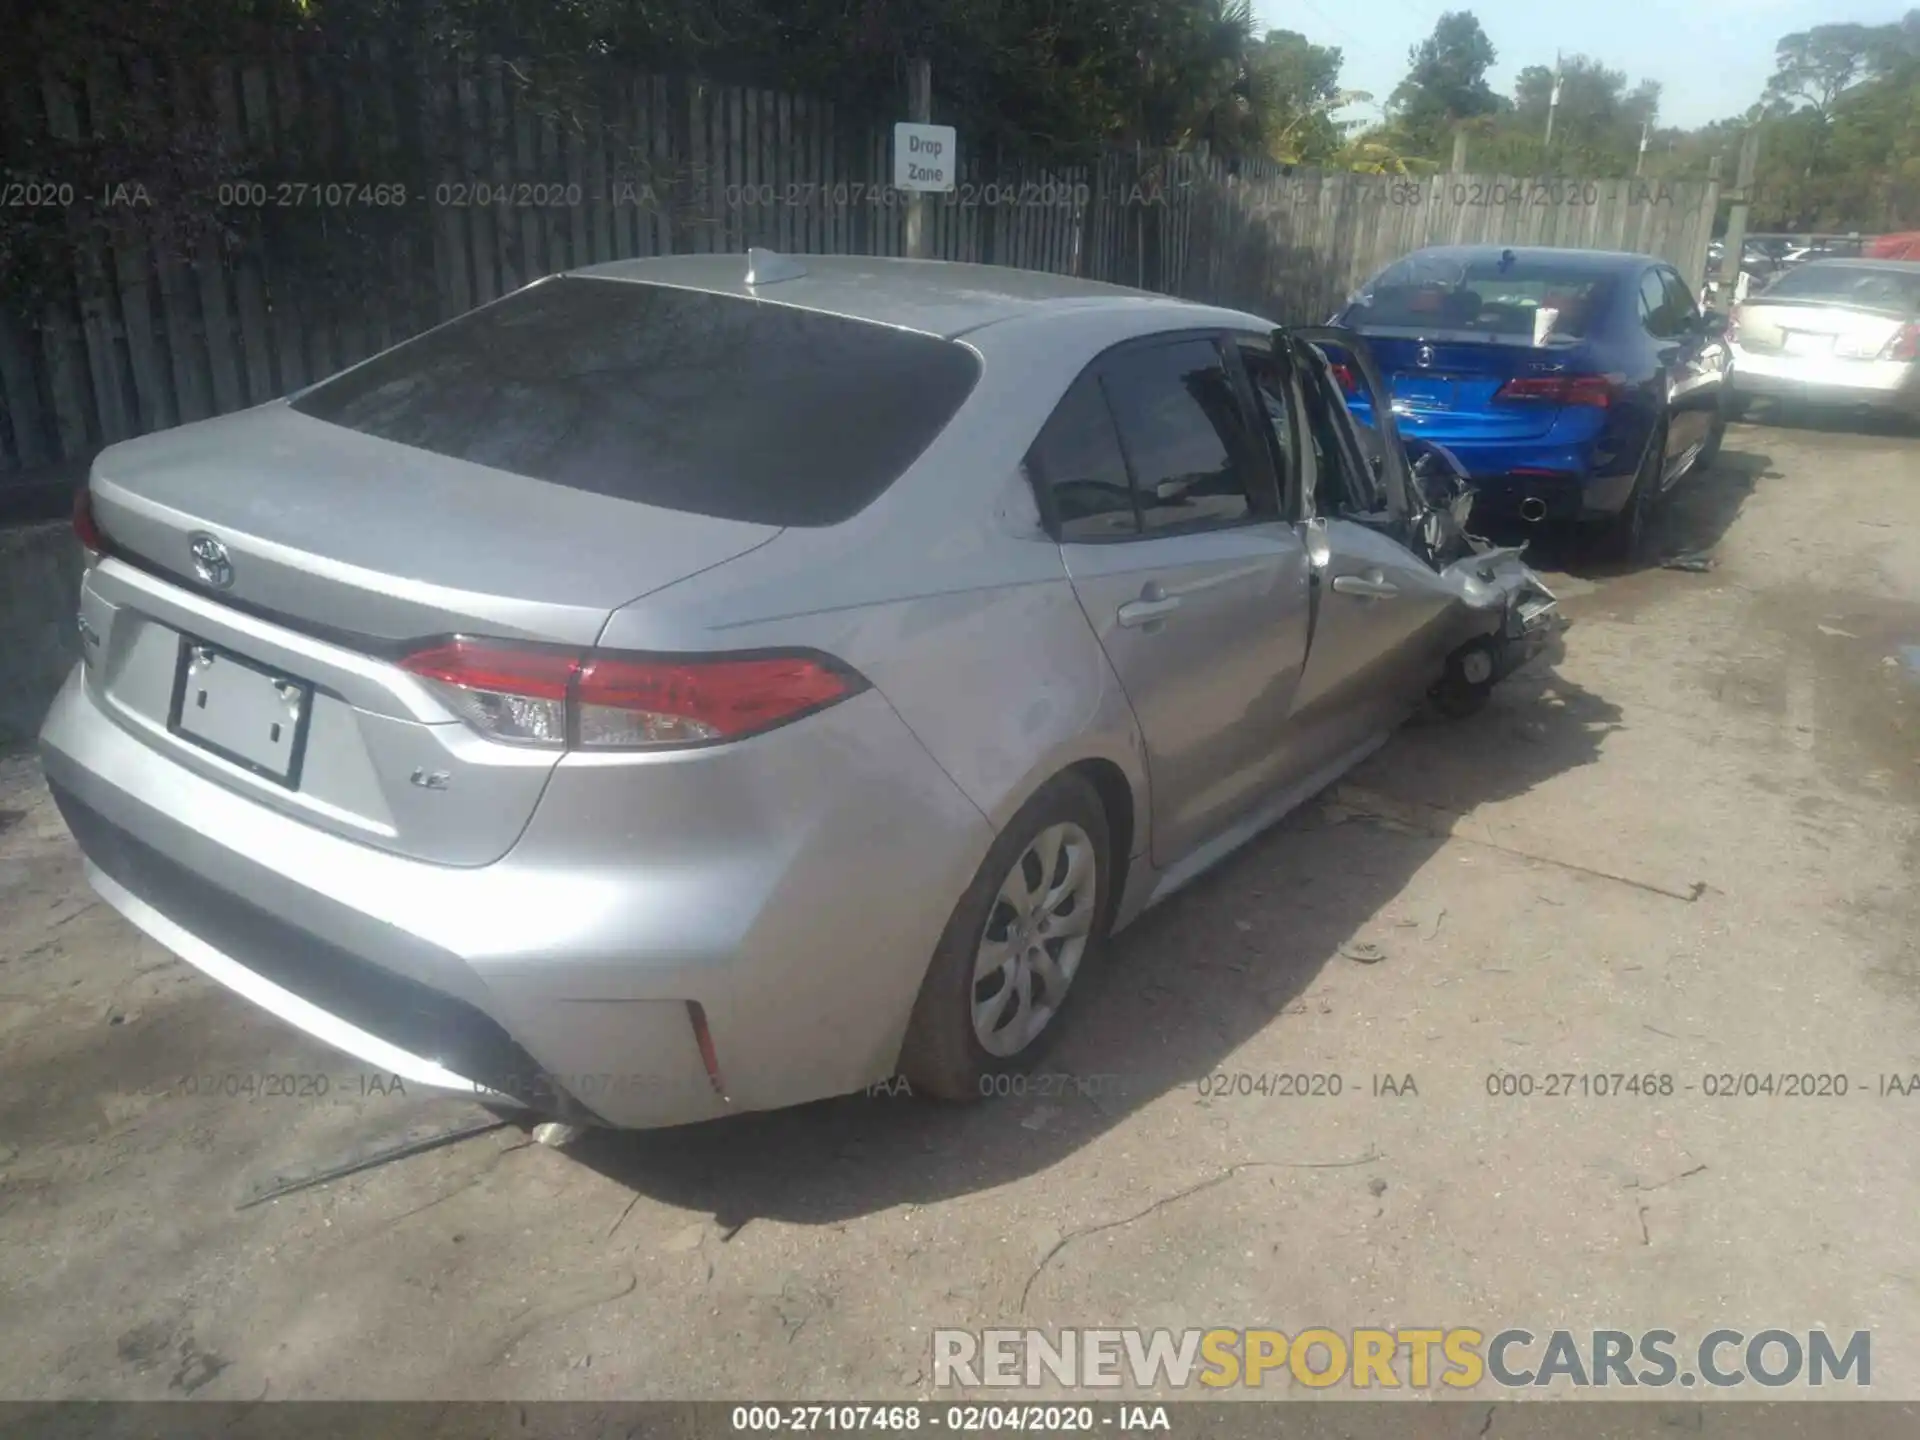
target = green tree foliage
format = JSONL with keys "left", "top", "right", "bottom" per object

{"left": 1362, "top": 6, "right": 1916, "bottom": 231}
{"left": 1386, "top": 11, "right": 1503, "bottom": 154}
{"left": 1244, "top": 28, "right": 1358, "bottom": 165}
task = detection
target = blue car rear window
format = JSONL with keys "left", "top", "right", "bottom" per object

{"left": 1347, "top": 257, "right": 1614, "bottom": 343}
{"left": 290, "top": 276, "right": 982, "bottom": 527}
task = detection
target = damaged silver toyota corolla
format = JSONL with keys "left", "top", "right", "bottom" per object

{"left": 41, "top": 256, "right": 1562, "bottom": 1130}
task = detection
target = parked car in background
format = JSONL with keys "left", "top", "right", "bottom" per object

{"left": 1329, "top": 244, "right": 1731, "bottom": 556}
{"left": 1726, "top": 259, "right": 1920, "bottom": 421}
{"left": 39, "top": 253, "right": 1559, "bottom": 1131}
{"left": 1866, "top": 231, "right": 1920, "bottom": 262}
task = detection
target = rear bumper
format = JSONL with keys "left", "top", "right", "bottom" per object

{"left": 39, "top": 666, "right": 994, "bottom": 1129}
{"left": 1461, "top": 466, "right": 1637, "bottom": 524}
{"left": 1429, "top": 435, "right": 1638, "bottom": 524}
{"left": 1730, "top": 351, "right": 1920, "bottom": 412}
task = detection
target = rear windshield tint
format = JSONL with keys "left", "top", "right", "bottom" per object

{"left": 290, "top": 276, "right": 982, "bottom": 526}
{"left": 1347, "top": 255, "right": 1613, "bottom": 343}
{"left": 1761, "top": 265, "right": 1920, "bottom": 315}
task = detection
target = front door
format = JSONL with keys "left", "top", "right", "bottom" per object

{"left": 1030, "top": 335, "right": 1314, "bottom": 867}
{"left": 1276, "top": 331, "right": 1460, "bottom": 765}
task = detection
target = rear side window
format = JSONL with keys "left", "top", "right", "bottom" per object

{"left": 1026, "top": 374, "right": 1137, "bottom": 541}
{"left": 1348, "top": 254, "right": 1612, "bottom": 343}
{"left": 1101, "top": 340, "right": 1268, "bottom": 534}
{"left": 1639, "top": 270, "right": 1685, "bottom": 338}
{"left": 1659, "top": 270, "right": 1700, "bottom": 327}
{"left": 290, "top": 276, "right": 982, "bottom": 527}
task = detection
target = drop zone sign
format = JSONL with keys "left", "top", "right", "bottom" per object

{"left": 894, "top": 123, "right": 957, "bottom": 192}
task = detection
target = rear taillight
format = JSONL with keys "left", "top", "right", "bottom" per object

{"left": 1328, "top": 362, "right": 1361, "bottom": 397}
{"left": 73, "top": 485, "right": 104, "bottom": 558}
{"left": 1726, "top": 305, "right": 1744, "bottom": 345}
{"left": 399, "top": 637, "right": 865, "bottom": 750}
{"left": 1882, "top": 322, "right": 1920, "bottom": 362}
{"left": 1493, "top": 373, "right": 1617, "bottom": 408}
{"left": 400, "top": 639, "right": 576, "bottom": 746}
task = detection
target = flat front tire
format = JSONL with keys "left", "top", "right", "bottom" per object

{"left": 899, "top": 772, "right": 1112, "bottom": 1101}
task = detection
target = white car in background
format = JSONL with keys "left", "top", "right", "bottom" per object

{"left": 1726, "top": 260, "right": 1920, "bottom": 421}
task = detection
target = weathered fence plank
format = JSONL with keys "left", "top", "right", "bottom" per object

{"left": 3, "top": 53, "right": 1727, "bottom": 475}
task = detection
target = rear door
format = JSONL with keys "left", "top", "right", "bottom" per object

{"left": 1278, "top": 330, "right": 1460, "bottom": 762}
{"left": 1637, "top": 267, "right": 1714, "bottom": 476}
{"left": 1032, "top": 335, "right": 1312, "bottom": 866}
{"left": 1656, "top": 266, "right": 1726, "bottom": 469}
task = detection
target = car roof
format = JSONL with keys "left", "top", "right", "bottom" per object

{"left": 1789, "top": 257, "right": 1920, "bottom": 272}
{"left": 1396, "top": 245, "right": 1661, "bottom": 274}
{"left": 566, "top": 252, "right": 1204, "bottom": 340}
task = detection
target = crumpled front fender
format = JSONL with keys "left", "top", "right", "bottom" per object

{"left": 1438, "top": 542, "right": 1568, "bottom": 682}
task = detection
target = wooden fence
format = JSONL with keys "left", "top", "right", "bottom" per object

{"left": 0, "top": 55, "right": 1720, "bottom": 478}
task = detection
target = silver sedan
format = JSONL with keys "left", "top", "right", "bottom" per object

{"left": 40, "top": 253, "right": 1558, "bottom": 1129}
{"left": 1727, "top": 259, "right": 1920, "bottom": 420}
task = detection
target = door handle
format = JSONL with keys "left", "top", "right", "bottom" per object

{"left": 1331, "top": 573, "right": 1399, "bottom": 600}
{"left": 1117, "top": 595, "right": 1183, "bottom": 627}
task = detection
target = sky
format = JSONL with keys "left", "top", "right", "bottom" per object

{"left": 1254, "top": 0, "right": 1916, "bottom": 131}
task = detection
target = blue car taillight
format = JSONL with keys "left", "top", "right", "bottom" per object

{"left": 1493, "top": 374, "right": 1619, "bottom": 408}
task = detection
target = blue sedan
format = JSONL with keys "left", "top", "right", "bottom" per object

{"left": 1328, "top": 245, "right": 1732, "bottom": 554}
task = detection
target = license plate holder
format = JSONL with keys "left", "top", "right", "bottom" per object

{"left": 168, "top": 637, "right": 314, "bottom": 787}
{"left": 1392, "top": 377, "right": 1457, "bottom": 412}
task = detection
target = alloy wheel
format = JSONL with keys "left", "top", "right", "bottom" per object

{"left": 970, "top": 821, "right": 1098, "bottom": 1057}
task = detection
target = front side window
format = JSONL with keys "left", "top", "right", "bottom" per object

{"left": 1100, "top": 339, "right": 1269, "bottom": 535}
{"left": 1295, "top": 350, "right": 1380, "bottom": 516}
{"left": 1639, "top": 270, "right": 1682, "bottom": 339}
{"left": 1660, "top": 270, "right": 1700, "bottom": 329}
{"left": 1236, "top": 342, "right": 1298, "bottom": 516}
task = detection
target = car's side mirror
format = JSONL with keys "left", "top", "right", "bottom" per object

{"left": 1154, "top": 477, "right": 1191, "bottom": 504}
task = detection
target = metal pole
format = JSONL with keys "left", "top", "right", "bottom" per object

{"left": 1715, "top": 127, "right": 1762, "bottom": 311}
{"left": 1543, "top": 54, "right": 1561, "bottom": 147}
{"left": 905, "top": 57, "right": 931, "bottom": 260}
{"left": 1635, "top": 121, "right": 1649, "bottom": 176}
{"left": 1450, "top": 127, "right": 1468, "bottom": 172}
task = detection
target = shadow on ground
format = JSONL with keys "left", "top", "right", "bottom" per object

{"left": 1505, "top": 441, "right": 1776, "bottom": 583}
{"left": 563, "top": 661, "right": 1623, "bottom": 1230}
{"left": 1732, "top": 396, "right": 1920, "bottom": 441}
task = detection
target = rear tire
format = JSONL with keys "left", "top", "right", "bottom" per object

{"left": 899, "top": 772, "right": 1112, "bottom": 1102}
{"left": 1694, "top": 408, "right": 1728, "bottom": 473}
{"left": 1585, "top": 422, "right": 1665, "bottom": 563}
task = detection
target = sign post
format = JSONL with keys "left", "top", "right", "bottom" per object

{"left": 895, "top": 59, "right": 953, "bottom": 259}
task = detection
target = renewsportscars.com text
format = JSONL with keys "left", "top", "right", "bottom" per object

{"left": 932, "top": 1327, "right": 1871, "bottom": 1390}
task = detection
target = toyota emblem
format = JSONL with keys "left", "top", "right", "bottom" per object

{"left": 1416, "top": 343, "right": 1435, "bottom": 368}
{"left": 188, "top": 532, "right": 234, "bottom": 589}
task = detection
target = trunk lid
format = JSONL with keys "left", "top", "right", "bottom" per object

{"left": 1734, "top": 301, "right": 1909, "bottom": 361}
{"left": 83, "top": 404, "right": 780, "bottom": 867}
{"left": 1353, "top": 335, "right": 1593, "bottom": 441}
{"left": 91, "top": 402, "right": 780, "bottom": 647}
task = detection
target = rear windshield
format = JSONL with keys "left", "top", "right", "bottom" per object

{"left": 290, "top": 276, "right": 982, "bottom": 526}
{"left": 1761, "top": 265, "right": 1920, "bottom": 315}
{"left": 1346, "top": 254, "right": 1613, "bottom": 344}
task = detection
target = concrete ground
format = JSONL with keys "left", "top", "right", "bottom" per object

{"left": 1, "top": 415, "right": 1917, "bottom": 1403}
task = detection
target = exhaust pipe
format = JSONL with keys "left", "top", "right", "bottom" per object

{"left": 1518, "top": 497, "right": 1547, "bottom": 523}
